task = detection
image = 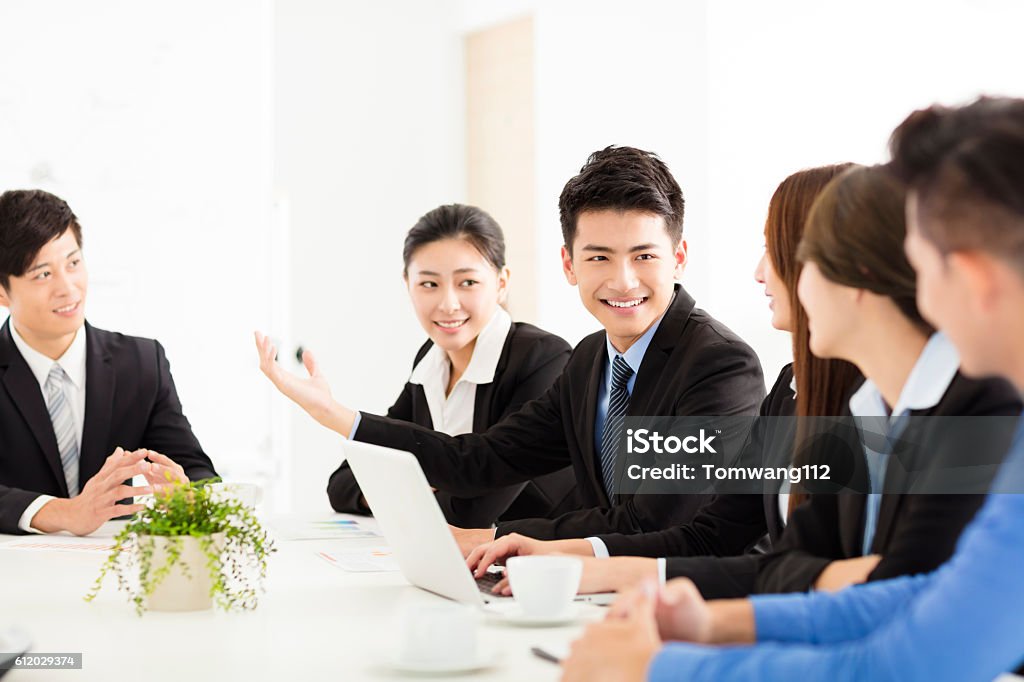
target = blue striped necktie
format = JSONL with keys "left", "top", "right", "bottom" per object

{"left": 44, "top": 364, "right": 80, "bottom": 497}
{"left": 599, "top": 355, "right": 634, "bottom": 498}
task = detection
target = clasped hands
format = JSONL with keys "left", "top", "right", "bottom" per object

{"left": 563, "top": 577, "right": 756, "bottom": 681}
{"left": 560, "top": 555, "right": 883, "bottom": 680}
{"left": 561, "top": 578, "right": 712, "bottom": 682}
{"left": 32, "top": 447, "right": 188, "bottom": 536}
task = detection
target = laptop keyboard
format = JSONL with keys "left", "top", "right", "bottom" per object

{"left": 475, "top": 570, "right": 507, "bottom": 597}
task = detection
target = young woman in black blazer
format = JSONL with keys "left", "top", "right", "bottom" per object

{"left": 465, "top": 164, "right": 862, "bottom": 596}
{"left": 323, "top": 204, "right": 577, "bottom": 527}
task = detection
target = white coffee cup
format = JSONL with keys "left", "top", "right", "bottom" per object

{"left": 505, "top": 556, "right": 582, "bottom": 618}
{"left": 396, "top": 603, "right": 479, "bottom": 666}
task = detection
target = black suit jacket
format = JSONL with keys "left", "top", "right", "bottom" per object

{"left": 595, "top": 364, "right": 796, "bottom": 598}
{"left": 754, "top": 371, "right": 1022, "bottom": 595}
{"left": 0, "top": 320, "right": 218, "bottom": 534}
{"left": 327, "top": 322, "right": 579, "bottom": 527}
{"left": 353, "top": 285, "right": 766, "bottom": 539}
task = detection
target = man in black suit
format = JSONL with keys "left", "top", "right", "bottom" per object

{"left": 0, "top": 189, "right": 217, "bottom": 535}
{"left": 257, "top": 146, "right": 765, "bottom": 551}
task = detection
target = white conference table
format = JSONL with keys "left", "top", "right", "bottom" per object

{"left": 5, "top": 514, "right": 1024, "bottom": 682}
{"left": 0, "top": 513, "right": 591, "bottom": 682}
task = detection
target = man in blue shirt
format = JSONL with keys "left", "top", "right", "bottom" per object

{"left": 561, "top": 98, "right": 1024, "bottom": 682}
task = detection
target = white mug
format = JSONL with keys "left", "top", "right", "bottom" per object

{"left": 505, "top": 556, "right": 582, "bottom": 618}
{"left": 396, "top": 602, "right": 479, "bottom": 665}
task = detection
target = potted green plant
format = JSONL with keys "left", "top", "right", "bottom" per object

{"left": 85, "top": 479, "right": 275, "bottom": 615}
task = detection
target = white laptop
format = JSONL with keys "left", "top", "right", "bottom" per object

{"left": 342, "top": 439, "right": 614, "bottom": 606}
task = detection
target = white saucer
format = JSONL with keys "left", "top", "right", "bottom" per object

{"left": 382, "top": 648, "right": 501, "bottom": 675}
{"left": 484, "top": 602, "right": 582, "bottom": 627}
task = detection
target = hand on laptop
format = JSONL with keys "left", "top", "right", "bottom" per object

{"left": 467, "top": 533, "right": 595, "bottom": 577}
{"left": 483, "top": 554, "right": 660, "bottom": 597}
{"left": 449, "top": 525, "right": 494, "bottom": 557}
{"left": 562, "top": 582, "right": 661, "bottom": 682}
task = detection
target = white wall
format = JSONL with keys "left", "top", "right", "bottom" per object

{"left": 0, "top": 0, "right": 279, "bottom": 496}
{"left": 533, "top": 0, "right": 713, "bottom": 347}
{"left": 274, "top": 0, "right": 466, "bottom": 511}
{"left": 705, "top": 0, "right": 1024, "bottom": 384}
{"left": 464, "top": 0, "right": 1024, "bottom": 386}
{"left": 459, "top": 0, "right": 712, "bottom": 349}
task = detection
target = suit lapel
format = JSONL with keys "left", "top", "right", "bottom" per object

{"left": 872, "top": 448, "right": 912, "bottom": 552}
{"left": 872, "top": 494, "right": 902, "bottom": 552}
{"left": 80, "top": 324, "right": 115, "bottom": 483}
{"left": 472, "top": 324, "right": 514, "bottom": 432}
{"left": 763, "top": 494, "right": 784, "bottom": 540}
{"left": 472, "top": 382, "right": 493, "bottom": 432}
{"left": 410, "top": 385, "right": 434, "bottom": 429}
{"left": 627, "top": 342, "right": 669, "bottom": 416}
{"left": 581, "top": 340, "right": 610, "bottom": 505}
{"left": 838, "top": 493, "right": 867, "bottom": 556}
{"left": 869, "top": 411, "right": 921, "bottom": 552}
{"left": 0, "top": 321, "right": 67, "bottom": 494}
{"left": 628, "top": 285, "right": 694, "bottom": 415}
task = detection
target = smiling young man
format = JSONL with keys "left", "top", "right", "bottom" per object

{"left": 258, "top": 146, "right": 765, "bottom": 550}
{"left": 0, "top": 189, "right": 218, "bottom": 535}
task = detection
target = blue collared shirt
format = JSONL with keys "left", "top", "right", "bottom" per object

{"left": 648, "top": 417, "right": 1024, "bottom": 682}
{"left": 593, "top": 313, "right": 666, "bottom": 456}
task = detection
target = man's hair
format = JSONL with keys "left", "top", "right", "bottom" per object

{"left": 888, "top": 96, "right": 1024, "bottom": 273}
{"left": 558, "top": 146, "right": 685, "bottom": 252}
{"left": 0, "top": 189, "right": 82, "bottom": 290}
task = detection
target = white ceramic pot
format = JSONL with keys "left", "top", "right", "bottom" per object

{"left": 140, "top": 533, "right": 225, "bottom": 612}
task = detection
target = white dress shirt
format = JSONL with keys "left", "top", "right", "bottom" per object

{"left": 10, "top": 321, "right": 88, "bottom": 532}
{"left": 847, "top": 332, "right": 959, "bottom": 420}
{"left": 408, "top": 307, "right": 512, "bottom": 437}
{"left": 347, "top": 308, "right": 513, "bottom": 536}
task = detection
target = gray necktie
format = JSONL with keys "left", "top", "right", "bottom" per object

{"left": 44, "top": 364, "right": 80, "bottom": 497}
{"left": 599, "top": 355, "right": 634, "bottom": 498}
{"left": 861, "top": 411, "right": 910, "bottom": 554}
